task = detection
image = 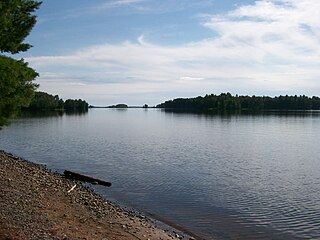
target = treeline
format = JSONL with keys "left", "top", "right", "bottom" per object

{"left": 25, "top": 92, "right": 89, "bottom": 112}
{"left": 157, "top": 93, "right": 320, "bottom": 111}
{"left": 0, "top": 1, "right": 41, "bottom": 125}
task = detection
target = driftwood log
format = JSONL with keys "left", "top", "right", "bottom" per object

{"left": 64, "top": 170, "right": 112, "bottom": 187}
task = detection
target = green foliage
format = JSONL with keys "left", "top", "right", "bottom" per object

{"left": 0, "top": 55, "right": 38, "bottom": 125}
{"left": 64, "top": 99, "right": 89, "bottom": 112}
{"left": 109, "top": 104, "right": 128, "bottom": 108}
{"left": 0, "top": 0, "right": 41, "bottom": 54}
{"left": 0, "top": 0, "right": 41, "bottom": 125}
{"left": 157, "top": 93, "right": 320, "bottom": 112}
{"left": 25, "top": 91, "right": 89, "bottom": 112}
{"left": 27, "top": 91, "right": 63, "bottom": 110}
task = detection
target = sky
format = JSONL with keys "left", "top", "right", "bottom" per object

{"left": 20, "top": 0, "right": 320, "bottom": 106}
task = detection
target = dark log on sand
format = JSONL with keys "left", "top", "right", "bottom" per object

{"left": 64, "top": 170, "right": 112, "bottom": 187}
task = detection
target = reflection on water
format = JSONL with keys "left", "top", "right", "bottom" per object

{"left": 19, "top": 109, "right": 89, "bottom": 118}
{"left": 162, "top": 108, "right": 320, "bottom": 117}
{"left": 1, "top": 109, "right": 320, "bottom": 239}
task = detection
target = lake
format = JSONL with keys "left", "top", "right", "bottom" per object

{"left": 1, "top": 109, "right": 320, "bottom": 239}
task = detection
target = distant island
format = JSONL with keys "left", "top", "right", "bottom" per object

{"left": 90, "top": 104, "right": 151, "bottom": 109}
{"left": 156, "top": 93, "right": 320, "bottom": 111}
{"left": 109, "top": 104, "right": 128, "bottom": 108}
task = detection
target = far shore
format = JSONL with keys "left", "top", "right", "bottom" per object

{"left": 0, "top": 150, "right": 196, "bottom": 240}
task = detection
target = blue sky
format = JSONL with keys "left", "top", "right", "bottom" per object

{"left": 21, "top": 0, "right": 320, "bottom": 106}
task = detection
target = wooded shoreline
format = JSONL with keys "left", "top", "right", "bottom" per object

{"left": 157, "top": 93, "right": 320, "bottom": 111}
{"left": 0, "top": 150, "right": 194, "bottom": 240}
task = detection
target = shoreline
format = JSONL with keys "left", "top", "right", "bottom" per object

{"left": 0, "top": 150, "right": 196, "bottom": 240}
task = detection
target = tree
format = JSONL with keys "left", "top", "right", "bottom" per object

{"left": 156, "top": 93, "right": 320, "bottom": 111}
{"left": 64, "top": 99, "right": 89, "bottom": 112}
{"left": 0, "top": 0, "right": 41, "bottom": 125}
{"left": 24, "top": 91, "right": 88, "bottom": 112}
{"left": 0, "top": 56, "right": 39, "bottom": 120}
{"left": 0, "top": 0, "right": 42, "bottom": 53}
{"left": 27, "top": 91, "right": 62, "bottom": 110}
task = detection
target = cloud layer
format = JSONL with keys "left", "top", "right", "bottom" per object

{"left": 27, "top": 0, "right": 320, "bottom": 105}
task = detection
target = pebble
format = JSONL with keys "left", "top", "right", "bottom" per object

{"left": 0, "top": 151, "right": 185, "bottom": 240}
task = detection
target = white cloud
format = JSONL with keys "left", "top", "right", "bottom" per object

{"left": 179, "top": 77, "right": 205, "bottom": 81}
{"left": 99, "top": 0, "right": 146, "bottom": 9}
{"left": 205, "top": 0, "right": 320, "bottom": 56}
{"left": 28, "top": 0, "right": 320, "bottom": 105}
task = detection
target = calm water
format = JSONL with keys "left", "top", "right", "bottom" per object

{"left": 1, "top": 109, "right": 320, "bottom": 239}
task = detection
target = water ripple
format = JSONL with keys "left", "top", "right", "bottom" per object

{"left": 1, "top": 109, "right": 320, "bottom": 239}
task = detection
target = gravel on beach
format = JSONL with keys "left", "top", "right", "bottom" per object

{"left": 0, "top": 151, "right": 187, "bottom": 240}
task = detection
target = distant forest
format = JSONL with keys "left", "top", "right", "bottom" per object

{"left": 24, "top": 92, "right": 89, "bottom": 112}
{"left": 157, "top": 93, "right": 320, "bottom": 111}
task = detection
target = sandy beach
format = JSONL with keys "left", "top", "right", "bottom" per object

{"left": 0, "top": 151, "right": 193, "bottom": 240}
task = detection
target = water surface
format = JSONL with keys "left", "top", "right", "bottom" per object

{"left": 1, "top": 109, "right": 319, "bottom": 239}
